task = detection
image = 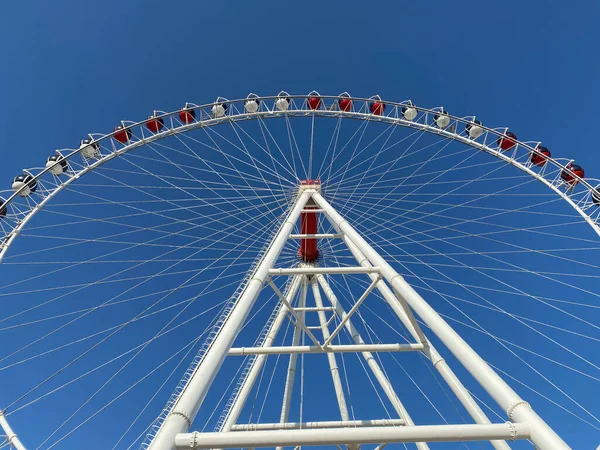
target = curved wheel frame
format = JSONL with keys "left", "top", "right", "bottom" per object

{"left": 1, "top": 94, "right": 599, "bottom": 264}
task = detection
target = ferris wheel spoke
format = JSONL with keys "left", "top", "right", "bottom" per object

{"left": 225, "top": 120, "right": 291, "bottom": 213}
{"left": 201, "top": 118, "right": 295, "bottom": 187}
{"left": 116, "top": 147, "right": 275, "bottom": 228}
{"left": 144, "top": 136, "right": 287, "bottom": 201}
{"left": 367, "top": 214, "right": 600, "bottom": 311}
{"left": 440, "top": 312, "right": 600, "bottom": 426}
{"left": 0, "top": 210, "right": 265, "bottom": 292}
{"left": 254, "top": 115, "right": 302, "bottom": 181}
{"left": 341, "top": 193, "right": 600, "bottom": 257}
{"left": 326, "top": 119, "right": 389, "bottom": 193}
{"left": 348, "top": 270, "right": 600, "bottom": 428}
{"left": 187, "top": 124, "right": 294, "bottom": 186}
{"left": 326, "top": 132, "right": 475, "bottom": 191}
{"left": 6, "top": 212, "right": 281, "bottom": 416}
{"left": 195, "top": 128, "right": 288, "bottom": 222}
{"left": 0, "top": 291, "right": 230, "bottom": 374}
{"left": 0, "top": 264, "right": 251, "bottom": 337}
{"left": 334, "top": 146, "right": 506, "bottom": 227}
{"left": 284, "top": 115, "right": 309, "bottom": 180}
{"left": 229, "top": 117, "right": 298, "bottom": 182}
{"left": 316, "top": 117, "right": 342, "bottom": 181}
{"left": 341, "top": 168, "right": 541, "bottom": 244}
{"left": 365, "top": 227, "right": 600, "bottom": 377}
{"left": 0, "top": 209, "right": 282, "bottom": 369}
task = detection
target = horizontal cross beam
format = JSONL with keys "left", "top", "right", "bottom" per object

{"left": 228, "top": 343, "right": 424, "bottom": 355}
{"left": 231, "top": 419, "right": 406, "bottom": 431}
{"left": 269, "top": 267, "right": 381, "bottom": 276}
{"left": 175, "top": 423, "right": 530, "bottom": 448}
{"left": 288, "top": 233, "right": 342, "bottom": 239}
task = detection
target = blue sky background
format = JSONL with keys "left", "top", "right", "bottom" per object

{"left": 1, "top": 1, "right": 599, "bottom": 449}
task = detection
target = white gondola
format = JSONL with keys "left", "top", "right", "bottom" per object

{"left": 212, "top": 98, "right": 228, "bottom": 118}
{"left": 466, "top": 118, "right": 484, "bottom": 139}
{"left": 80, "top": 138, "right": 100, "bottom": 158}
{"left": 402, "top": 101, "right": 418, "bottom": 121}
{"left": 434, "top": 108, "right": 451, "bottom": 129}
{"left": 245, "top": 94, "right": 260, "bottom": 113}
{"left": 275, "top": 91, "right": 291, "bottom": 111}
{"left": 12, "top": 174, "right": 37, "bottom": 197}
{"left": 46, "top": 154, "right": 68, "bottom": 175}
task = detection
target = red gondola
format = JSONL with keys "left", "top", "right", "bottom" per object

{"left": 113, "top": 124, "right": 132, "bottom": 144}
{"left": 179, "top": 105, "right": 196, "bottom": 124}
{"left": 369, "top": 96, "right": 385, "bottom": 115}
{"left": 560, "top": 162, "right": 584, "bottom": 186}
{"left": 146, "top": 114, "right": 164, "bottom": 133}
{"left": 497, "top": 131, "right": 517, "bottom": 151}
{"left": 338, "top": 93, "right": 353, "bottom": 112}
{"left": 530, "top": 146, "right": 551, "bottom": 166}
{"left": 307, "top": 91, "right": 322, "bottom": 110}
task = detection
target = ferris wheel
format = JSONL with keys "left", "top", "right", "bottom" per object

{"left": 0, "top": 92, "right": 598, "bottom": 450}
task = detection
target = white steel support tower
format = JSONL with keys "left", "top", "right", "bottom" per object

{"left": 143, "top": 181, "right": 568, "bottom": 450}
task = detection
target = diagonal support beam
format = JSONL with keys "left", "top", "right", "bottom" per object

{"left": 312, "top": 190, "right": 568, "bottom": 450}
{"left": 323, "top": 275, "right": 381, "bottom": 347}
{"left": 267, "top": 278, "right": 322, "bottom": 348}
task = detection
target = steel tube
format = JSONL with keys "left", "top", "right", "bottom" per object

{"left": 231, "top": 419, "right": 405, "bottom": 431}
{"left": 289, "top": 233, "right": 342, "bottom": 239}
{"left": 228, "top": 343, "right": 423, "bottom": 355}
{"left": 269, "top": 267, "right": 380, "bottom": 276}
{"left": 175, "top": 423, "right": 531, "bottom": 448}
{"left": 148, "top": 190, "right": 312, "bottom": 450}
{"left": 0, "top": 411, "right": 26, "bottom": 450}
{"left": 311, "top": 277, "right": 350, "bottom": 422}
{"left": 312, "top": 191, "right": 569, "bottom": 450}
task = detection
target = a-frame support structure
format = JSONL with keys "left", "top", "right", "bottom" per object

{"left": 148, "top": 182, "right": 570, "bottom": 450}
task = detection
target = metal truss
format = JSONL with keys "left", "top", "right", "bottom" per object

{"left": 145, "top": 185, "right": 569, "bottom": 450}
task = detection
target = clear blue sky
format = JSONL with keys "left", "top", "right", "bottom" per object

{"left": 0, "top": 1, "right": 599, "bottom": 449}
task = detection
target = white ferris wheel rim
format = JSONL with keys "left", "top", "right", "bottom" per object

{"left": 1, "top": 92, "right": 599, "bottom": 263}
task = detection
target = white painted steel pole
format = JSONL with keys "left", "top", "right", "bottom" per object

{"left": 220, "top": 275, "right": 304, "bottom": 432}
{"left": 228, "top": 343, "right": 423, "bottom": 355}
{"left": 175, "top": 423, "right": 531, "bottom": 448}
{"left": 312, "top": 191, "right": 569, "bottom": 450}
{"left": 231, "top": 419, "right": 405, "bottom": 431}
{"left": 148, "top": 190, "right": 312, "bottom": 450}
{"left": 342, "top": 236, "right": 511, "bottom": 450}
{"left": 316, "top": 274, "right": 429, "bottom": 450}
{"left": 311, "top": 277, "right": 350, "bottom": 421}
{"left": 0, "top": 411, "right": 26, "bottom": 450}
{"left": 276, "top": 276, "right": 308, "bottom": 450}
